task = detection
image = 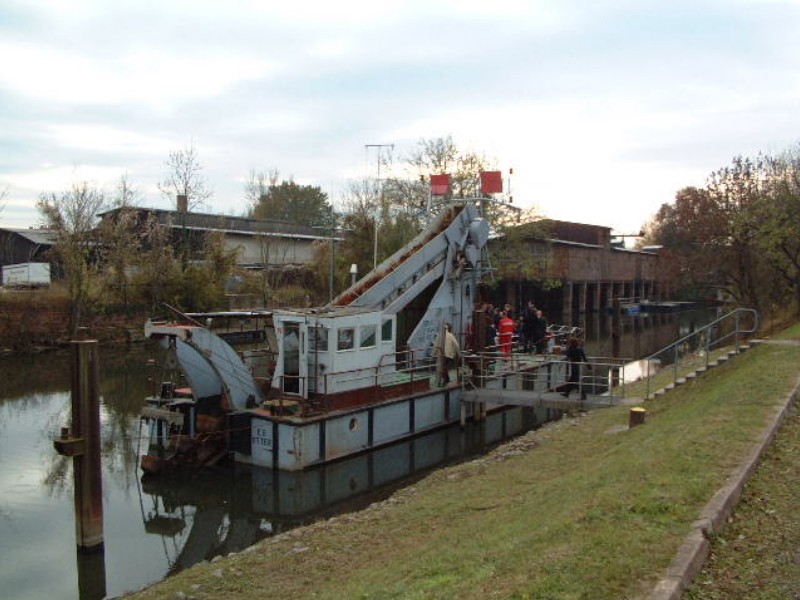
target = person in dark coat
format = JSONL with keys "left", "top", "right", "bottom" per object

{"left": 560, "top": 337, "right": 590, "bottom": 399}
{"left": 533, "top": 310, "right": 548, "bottom": 354}
{"left": 523, "top": 301, "right": 537, "bottom": 352}
{"left": 484, "top": 304, "right": 498, "bottom": 347}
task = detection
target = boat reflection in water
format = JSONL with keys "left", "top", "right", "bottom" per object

{"left": 139, "top": 405, "right": 558, "bottom": 576}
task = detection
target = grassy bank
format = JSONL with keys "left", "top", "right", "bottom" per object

{"left": 685, "top": 406, "right": 800, "bottom": 599}
{"left": 128, "top": 339, "right": 800, "bottom": 599}
{"left": 684, "top": 323, "right": 800, "bottom": 599}
{"left": 0, "top": 288, "right": 146, "bottom": 351}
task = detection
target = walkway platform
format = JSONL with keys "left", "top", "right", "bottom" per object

{"left": 462, "top": 387, "right": 622, "bottom": 410}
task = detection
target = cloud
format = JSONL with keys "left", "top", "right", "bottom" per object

{"left": 2, "top": 0, "right": 800, "bottom": 235}
{"left": 7, "top": 164, "right": 124, "bottom": 193}
{"left": 45, "top": 124, "right": 175, "bottom": 156}
{"left": 0, "top": 40, "right": 275, "bottom": 109}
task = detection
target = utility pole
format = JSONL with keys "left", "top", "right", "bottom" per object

{"left": 365, "top": 143, "right": 394, "bottom": 269}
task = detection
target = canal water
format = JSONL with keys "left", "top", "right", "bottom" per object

{"left": 0, "top": 308, "right": 712, "bottom": 599}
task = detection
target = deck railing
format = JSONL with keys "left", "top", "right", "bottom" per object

{"left": 462, "top": 351, "right": 629, "bottom": 402}
{"left": 283, "top": 346, "right": 439, "bottom": 411}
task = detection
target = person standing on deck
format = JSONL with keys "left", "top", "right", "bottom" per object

{"left": 498, "top": 310, "right": 515, "bottom": 359}
{"left": 443, "top": 324, "right": 460, "bottom": 384}
{"left": 523, "top": 301, "right": 538, "bottom": 352}
{"left": 533, "top": 310, "right": 548, "bottom": 354}
{"left": 560, "top": 337, "right": 590, "bottom": 400}
{"left": 434, "top": 323, "right": 461, "bottom": 384}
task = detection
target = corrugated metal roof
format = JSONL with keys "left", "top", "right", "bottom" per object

{"left": 3, "top": 228, "right": 57, "bottom": 245}
{"left": 99, "top": 207, "right": 331, "bottom": 238}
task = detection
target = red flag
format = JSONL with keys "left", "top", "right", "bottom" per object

{"left": 430, "top": 174, "right": 451, "bottom": 196}
{"left": 480, "top": 171, "right": 503, "bottom": 194}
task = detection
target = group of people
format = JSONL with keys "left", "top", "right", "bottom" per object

{"left": 433, "top": 299, "right": 591, "bottom": 398}
{"left": 520, "top": 300, "right": 549, "bottom": 354}
{"left": 481, "top": 300, "right": 550, "bottom": 356}
{"left": 482, "top": 300, "right": 591, "bottom": 399}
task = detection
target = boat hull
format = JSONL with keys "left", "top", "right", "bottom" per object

{"left": 235, "top": 385, "right": 466, "bottom": 471}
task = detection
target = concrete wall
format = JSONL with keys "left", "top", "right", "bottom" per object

{"left": 226, "top": 234, "right": 318, "bottom": 266}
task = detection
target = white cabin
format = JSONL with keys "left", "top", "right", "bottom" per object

{"left": 271, "top": 307, "right": 398, "bottom": 399}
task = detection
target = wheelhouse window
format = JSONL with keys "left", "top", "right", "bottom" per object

{"left": 310, "top": 326, "right": 328, "bottom": 352}
{"left": 360, "top": 324, "right": 376, "bottom": 349}
{"left": 282, "top": 322, "right": 301, "bottom": 394}
{"left": 381, "top": 319, "right": 393, "bottom": 342}
{"left": 337, "top": 327, "right": 355, "bottom": 351}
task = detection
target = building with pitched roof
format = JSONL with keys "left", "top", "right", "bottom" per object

{"left": 97, "top": 207, "right": 339, "bottom": 269}
{"left": 0, "top": 228, "right": 57, "bottom": 267}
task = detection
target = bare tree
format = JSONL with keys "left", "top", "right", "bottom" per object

{"left": 98, "top": 175, "right": 144, "bottom": 303}
{"left": 112, "top": 172, "right": 141, "bottom": 208}
{"left": 158, "top": 143, "right": 213, "bottom": 211}
{"left": 249, "top": 235, "right": 291, "bottom": 306}
{"left": 383, "top": 135, "right": 498, "bottom": 221}
{"left": 244, "top": 168, "right": 279, "bottom": 210}
{"left": 333, "top": 180, "right": 418, "bottom": 277}
{"left": 133, "top": 213, "right": 180, "bottom": 311}
{"left": 37, "top": 181, "right": 106, "bottom": 337}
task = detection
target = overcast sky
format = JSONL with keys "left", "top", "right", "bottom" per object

{"left": 2, "top": 0, "right": 799, "bottom": 235}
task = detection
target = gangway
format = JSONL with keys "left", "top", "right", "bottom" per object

{"left": 460, "top": 308, "right": 760, "bottom": 418}
{"left": 459, "top": 352, "right": 627, "bottom": 421}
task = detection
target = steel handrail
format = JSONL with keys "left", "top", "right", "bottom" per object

{"left": 287, "top": 346, "right": 439, "bottom": 407}
{"left": 462, "top": 352, "right": 626, "bottom": 400}
{"left": 644, "top": 307, "right": 758, "bottom": 399}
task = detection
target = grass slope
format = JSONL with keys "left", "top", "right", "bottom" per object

{"left": 685, "top": 324, "right": 800, "bottom": 599}
{"left": 129, "top": 341, "right": 800, "bottom": 600}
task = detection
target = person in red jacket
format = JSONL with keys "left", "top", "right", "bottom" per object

{"left": 498, "top": 310, "right": 515, "bottom": 358}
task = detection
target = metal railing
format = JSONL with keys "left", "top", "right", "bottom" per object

{"left": 643, "top": 308, "right": 759, "bottom": 399}
{"left": 461, "top": 351, "right": 628, "bottom": 403}
{"left": 277, "top": 346, "right": 439, "bottom": 412}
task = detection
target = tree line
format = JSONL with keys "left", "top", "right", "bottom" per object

{"left": 642, "top": 145, "right": 800, "bottom": 315}
{"left": 30, "top": 137, "right": 534, "bottom": 338}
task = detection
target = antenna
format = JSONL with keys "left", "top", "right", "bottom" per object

{"left": 365, "top": 143, "right": 395, "bottom": 268}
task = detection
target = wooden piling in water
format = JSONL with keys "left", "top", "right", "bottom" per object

{"left": 54, "top": 340, "right": 104, "bottom": 551}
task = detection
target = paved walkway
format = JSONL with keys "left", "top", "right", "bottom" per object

{"left": 751, "top": 338, "right": 800, "bottom": 346}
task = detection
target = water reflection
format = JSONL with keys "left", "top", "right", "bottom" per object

{"left": 77, "top": 549, "right": 106, "bottom": 600}
{"left": 577, "top": 308, "right": 715, "bottom": 359}
{"left": 0, "top": 346, "right": 160, "bottom": 600}
{"left": 137, "top": 405, "right": 556, "bottom": 578}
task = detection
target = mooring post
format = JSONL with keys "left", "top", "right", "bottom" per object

{"left": 54, "top": 340, "right": 104, "bottom": 551}
{"left": 629, "top": 406, "right": 647, "bottom": 428}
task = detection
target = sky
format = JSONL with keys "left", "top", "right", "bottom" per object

{"left": 2, "top": 0, "right": 800, "bottom": 236}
